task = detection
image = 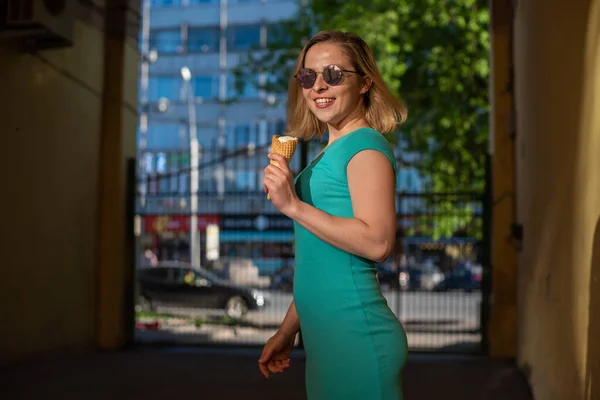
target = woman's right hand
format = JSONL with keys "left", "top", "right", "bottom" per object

{"left": 258, "top": 330, "right": 296, "bottom": 379}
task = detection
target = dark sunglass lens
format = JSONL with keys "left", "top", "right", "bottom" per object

{"left": 323, "top": 65, "right": 343, "bottom": 85}
{"left": 296, "top": 69, "right": 316, "bottom": 88}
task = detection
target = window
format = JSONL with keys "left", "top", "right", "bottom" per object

{"left": 227, "top": 25, "right": 261, "bottom": 51}
{"left": 197, "top": 126, "right": 220, "bottom": 148}
{"left": 235, "top": 171, "right": 257, "bottom": 191}
{"left": 148, "top": 77, "right": 180, "bottom": 101}
{"left": 199, "top": 167, "right": 218, "bottom": 192}
{"left": 149, "top": 29, "right": 181, "bottom": 53}
{"left": 156, "top": 153, "right": 167, "bottom": 173}
{"left": 143, "top": 152, "right": 155, "bottom": 174}
{"left": 151, "top": 0, "right": 181, "bottom": 6}
{"left": 192, "top": 76, "right": 219, "bottom": 99}
{"left": 140, "top": 268, "right": 169, "bottom": 281}
{"left": 164, "top": 151, "right": 189, "bottom": 194}
{"left": 267, "top": 120, "right": 286, "bottom": 137}
{"left": 146, "top": 124, "right": 185, "bottom": 149}
{"left": 226, "top": 123, "right": 259, "bottom": 149}
{"left": 188, "top": 27, "right": 220, "bottom": 53}
{"left": 226, "top": 74, "right": 259, "bottom": 99}
{"left": 234, "top": 125, "right": 251, "bottom": 145}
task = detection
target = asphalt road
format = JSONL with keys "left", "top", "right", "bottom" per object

{"left": 140, "top": 290, "right": 483, "bottom": 351}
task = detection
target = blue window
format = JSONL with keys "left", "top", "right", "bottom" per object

{"left": 192, "top": 76, "right": 220, "bottom": 99}
{"left": 235, "top": 171, "right": 257, "bottom": 191}
{"left": 267, "top": 119, "right": 286, "bottom": 137}
{"left": 227, "top": 74, "right": 259, "bottom": 99}
{"left": 188, "top": 28, "right": 220, "bottom": 53}
{"left": 148, "top": 77, "right": 181, "bottom": 101}
{"left": 196, "top": 127, "right": 220, "bottom": 148}
{"left": 226, "top": 123, "right": 258, "bottom": 149}
{"left": 151, "top": 0, "right": 181, "bottom": 5}
{"left": 149, "top": 29, "right": 181, "bottom": 53}
{"left": 146, "top": 124, "right": 185, "bottom": 150}
{"left": 227, "top": 25, "right": 261, "bottom": 51}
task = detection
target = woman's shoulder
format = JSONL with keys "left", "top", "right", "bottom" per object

{"left": 335, "top": 127, "right": 397, "bottom": 172}
{"left": 340, "top": 127, "right": 394, "bottom": 152}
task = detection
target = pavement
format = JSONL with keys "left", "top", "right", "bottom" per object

{"left": 0, "top": 346, "right": 533, "bottom": 400}
{"left": 144, "top": 290, "right": 482, "bottom": 351}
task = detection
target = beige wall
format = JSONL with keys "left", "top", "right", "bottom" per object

{"left": 514, "top": 0, "right": 600, "bottom": 398}
{"left": 0, "top": 14, "right": 138, "bottom": 362}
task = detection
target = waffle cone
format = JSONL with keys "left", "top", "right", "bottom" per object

{"left": 267, "top": 135, "right": 298, "bottom": 200}
{"left": 270, "top": 135, "right": 298, "bottom": 166}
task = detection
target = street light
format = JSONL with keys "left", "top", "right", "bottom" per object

{"left": 181, "top": 66, "right": 192, "bottom": 82}
{"left": 181, "top": 66, "right": 200, "bottom": 266}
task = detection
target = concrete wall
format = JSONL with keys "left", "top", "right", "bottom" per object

{"left": 514, "top": 0, "right": 600, "bottom": 398}
{"left": 0, "top": 7, "right": 138, "bottom": 362}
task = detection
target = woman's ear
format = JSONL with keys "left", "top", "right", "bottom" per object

{"left": 360, "top": 77, "right": 372, "bottom": 95}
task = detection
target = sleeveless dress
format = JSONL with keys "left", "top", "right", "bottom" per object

{"left": 293, "top": 127, "right": 408, "bottom": 400}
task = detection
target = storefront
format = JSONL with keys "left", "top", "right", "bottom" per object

{"left": 218, "top": 214, "right": 295, "bottom": 274}
{"left": 140, "top": 214, "right": 221, "bottom": 264}
{"left": 139, "top": 213, "right": 295, "bottom": 273}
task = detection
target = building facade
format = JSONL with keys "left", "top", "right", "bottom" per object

{"left": 137, "top": 0, "right": 300, "bottom": 270}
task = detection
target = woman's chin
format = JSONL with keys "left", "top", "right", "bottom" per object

{"left": 312, "top": 110, "right": 336, "bottom": 124}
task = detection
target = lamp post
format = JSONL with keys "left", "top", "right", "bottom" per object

{"left": 181, "top": 66, "right": 201, "bottom": 266}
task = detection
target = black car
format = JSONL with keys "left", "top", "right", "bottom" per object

{"left": 137, "top": 264, "right": 269, "bottom": 319}
{"left": 376, "top": 264, "right": 401, "bottom": 290}
{"left": 434, "top": 265, "right": 482, "bottom": 292}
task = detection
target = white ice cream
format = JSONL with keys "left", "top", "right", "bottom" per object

{"left": 277, "top": 136, "right": 297, "bottom": 143}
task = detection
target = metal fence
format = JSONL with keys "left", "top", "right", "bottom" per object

{"left": 133, "top": 144, "right": 488, "bottom": 353}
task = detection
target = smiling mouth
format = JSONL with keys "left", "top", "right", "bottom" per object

{"left": 315, "top": 98, "right": 335, "bottom": 109}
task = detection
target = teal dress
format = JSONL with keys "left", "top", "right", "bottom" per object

{"left": 293, "top": 128, "right": 408, "bottom": 400}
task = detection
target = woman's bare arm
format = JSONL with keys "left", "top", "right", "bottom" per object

{"left": 278, "top": 300, "right": 300, "bottom": 339}
{"left": 285, "top": 150, "right": 396, "bottom": 262}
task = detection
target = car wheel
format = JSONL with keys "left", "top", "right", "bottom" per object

{"left": 225, "top": 296, "right": 248, "bottom": 320}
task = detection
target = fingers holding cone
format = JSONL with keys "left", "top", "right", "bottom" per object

{"left": 267, "top": 135, "right": 298, "bottom": 200}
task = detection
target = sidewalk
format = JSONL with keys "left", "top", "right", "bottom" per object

{"left": 135, "top": 314, "right": 482, "bottom": 351}
{"left": 0, "top": 347, "right": 533, "bottom": 400}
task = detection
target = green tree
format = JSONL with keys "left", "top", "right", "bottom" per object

{"left": 237, "top": 0, "right": 490, "bottom": 239}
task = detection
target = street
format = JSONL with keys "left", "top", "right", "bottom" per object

{"left": 246, "top": 290, "right": 481, "bottom": 325}
{"left": 137, "top": 290, "right": 482, "bottom": 351}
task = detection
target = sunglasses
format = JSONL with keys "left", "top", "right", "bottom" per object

{"left": 294, "top": 64, "right": 364, "bottom": 89}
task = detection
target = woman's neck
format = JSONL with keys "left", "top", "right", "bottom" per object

{"left": 326, "top": 118, "right": 370, "bottom": 144}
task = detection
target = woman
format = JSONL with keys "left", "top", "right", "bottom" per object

{"left": 260, "top": 30, "right": 408, "bottom": 399}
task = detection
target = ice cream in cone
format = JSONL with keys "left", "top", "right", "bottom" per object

{"left": 267, "top": 135, "right": 299, "bottom": 199}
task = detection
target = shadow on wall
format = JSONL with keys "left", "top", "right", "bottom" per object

{"left": 586, "top": 218, "right": 600, "bottom": 400}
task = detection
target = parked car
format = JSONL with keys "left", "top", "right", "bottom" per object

{"left": 434, "top": 265, "right": 482, "bottom": 292}
{"left": 208, "top": 257, "right": 271, "bottom": 288}
{"left": 136, "top": 263, "right": 269, "bottom": 319}
{"left": 399, "top": 264, "right": 445, "bottom": 291}
{"left": 397, "top": 266, "right": 422, "bottom": 291}
{"left": 376, "top": 264, "right": 401, "bottom": 291}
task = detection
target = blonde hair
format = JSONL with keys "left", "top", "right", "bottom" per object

{"left": 286, "top": 30, "right": 407, "bottom": 140}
